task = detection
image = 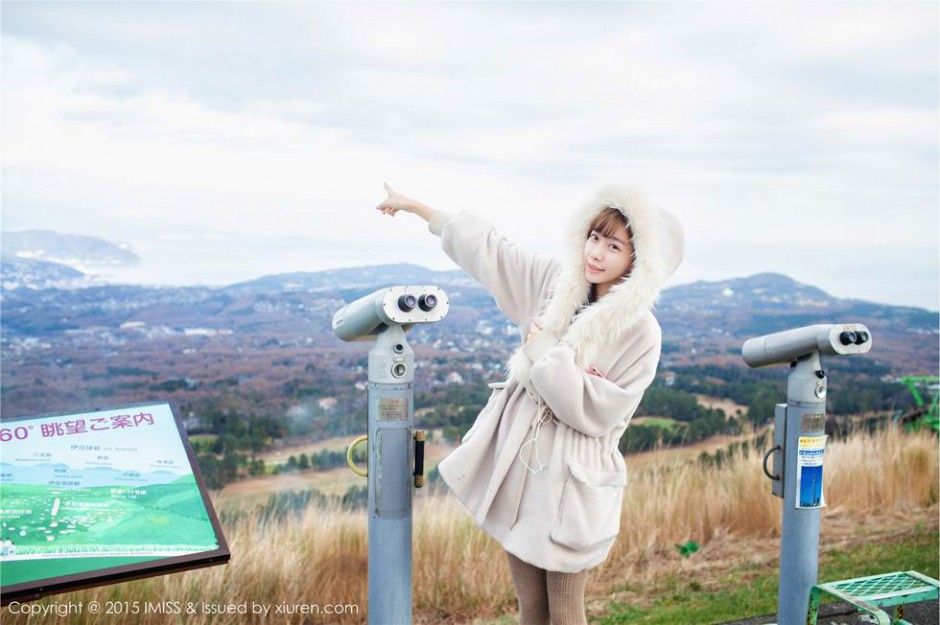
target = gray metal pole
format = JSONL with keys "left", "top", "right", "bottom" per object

{"left": 777, "top": 352, "right": 827, "bottom": 625}
{"left": 367, "top": 324, "right": 414, "bottom": 625}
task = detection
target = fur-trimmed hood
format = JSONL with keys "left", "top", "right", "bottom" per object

{"left": 507, "top": 185, "right": 684, "bottom": 386}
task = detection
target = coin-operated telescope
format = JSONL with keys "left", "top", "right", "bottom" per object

{"left": 742, "top": 323, "right": 872, "bottom": 625}
{"left": 332, "top": 286, "right": 449, "bottom": 625}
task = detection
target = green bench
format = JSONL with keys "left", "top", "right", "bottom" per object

{"left": 807, "top": 570, "right": 939, "bottom": 625}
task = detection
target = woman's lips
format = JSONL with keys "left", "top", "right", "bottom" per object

{"left": 587, "top": 264, "right": 603, "bottom": 273}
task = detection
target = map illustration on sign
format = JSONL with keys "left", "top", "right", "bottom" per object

{"left": 0, "top": 403, "right": 228, "bottom": 601}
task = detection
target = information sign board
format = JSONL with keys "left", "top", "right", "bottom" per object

{"left": 0, "top": 402, "right": 229, "bottom": 605}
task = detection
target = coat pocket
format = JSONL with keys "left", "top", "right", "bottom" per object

{"left": 461, "top": 382, "right": 508, "bottom": 444}
{"left": 550, "top": 460, "right": 627, "bottom": 552}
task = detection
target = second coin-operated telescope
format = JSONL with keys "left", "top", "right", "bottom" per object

{"left": 742, "top": 323, "right": 871, "bottom": 368}
{"left": 332, "top": 285, "right": 449, "bottom": 625}
{"left": 742, "top": 323, "right": 872, "bottom": 625}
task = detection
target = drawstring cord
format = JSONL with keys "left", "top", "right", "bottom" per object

{"left": 519, "top": 396, "right": 556, "bottom": 474}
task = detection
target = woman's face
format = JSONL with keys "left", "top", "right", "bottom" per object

{"left": 584, "top": 220, "right": 634, "bottom": 294}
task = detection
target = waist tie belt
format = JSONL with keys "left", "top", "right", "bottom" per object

{"left": 519, "top": 384, "right": 557, "bottom": 474}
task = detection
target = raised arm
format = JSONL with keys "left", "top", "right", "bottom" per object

{"left": 376, "top": 183, "right": 560, "bottom": 326}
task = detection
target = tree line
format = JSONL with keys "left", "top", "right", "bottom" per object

{"left": 189, "top": 362, "right": 914, "bottom": 488}
{"left": 271, "top": 447, "right": 366, "bottom": 474}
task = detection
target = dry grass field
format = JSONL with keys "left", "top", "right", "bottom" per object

{"left": 223, "top": 432, "right": 453, "bottom": 503}
{"left": 692, "top": 394, "right": 749, "bottom": 418}
{"left": 3, "top": 428, "right": 936, "bottom": 624}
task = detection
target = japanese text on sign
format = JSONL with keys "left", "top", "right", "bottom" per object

{"left": 0, "top": 412, "right": 154, "bottom": 442}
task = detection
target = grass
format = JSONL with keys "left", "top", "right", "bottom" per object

{"left": 630, "top": 417, "right": 680, "bottom": 430}
{"left": 257, "top": 434, "right": 360, "bottom": 468}
{"left": 597, "top": 522, "right": 939, "bottom": 624}
{"left": 219, "top": 431, "right": 452, "bottom": 505}
{"left": 2, "top": 427, "right": 936, "bottom": 625}
{"left": 187, "top": 433, "right": 218, "bottom": 444}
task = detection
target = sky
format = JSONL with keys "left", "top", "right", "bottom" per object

{"left": 1, "top": 2, "right": 937, "bottom": 310}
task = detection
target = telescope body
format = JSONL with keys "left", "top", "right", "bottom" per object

{"left": 742, "top": 323, "right": 871, "bottom": 368}
{"left": 743, "top": 322, "right": 872, "bottom": 625}
{"left": 332, "top": 286, "right": 449, "bottom": 625}
{"left": 332, "top": 286, "right": 449, "bottom": 342}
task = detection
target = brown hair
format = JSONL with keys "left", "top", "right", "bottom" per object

{"left": 584, "top": 207, "right": 637, "bottom": 304}
{"left": 587, "top": 207, "right": 634, "bottom": 244}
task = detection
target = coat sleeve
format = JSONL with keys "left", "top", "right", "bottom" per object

{"left": 526, "top": 322, "right": 661, "bottom": 438}
{"left": 432, "top": 210, "right": 560, "bottom": 326}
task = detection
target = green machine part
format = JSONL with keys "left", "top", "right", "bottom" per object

{"left": 897, "top": 376, "right": 939, "bottom": 433}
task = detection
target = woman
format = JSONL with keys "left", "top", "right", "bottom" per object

{"left": 377, "top": 183, "right": 684, "bottom": 625}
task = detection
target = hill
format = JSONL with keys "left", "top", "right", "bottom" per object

{"left": 1, "top": 256, "right": 87, "bottom": 290}
{"left": 1, "top": 262, "right": 936, "bottom": 422}
{"left": 1, "top": 230, "right": 140, "bottom": 268}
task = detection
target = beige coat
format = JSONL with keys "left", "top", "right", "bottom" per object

{"left": 432, "top": 186, "right": 684, "bottom": 573}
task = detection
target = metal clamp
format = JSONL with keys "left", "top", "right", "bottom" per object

{"left": 762, "top": 444, "right": 781, "bottom": 481}
{"left": 347, "top": 435, "right": 368, "bottom": 477}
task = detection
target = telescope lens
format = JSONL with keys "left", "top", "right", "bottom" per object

{"left": 392, "top": 363, "right": 407, "bottom": 378}
{"left": 398, "top": 294, "right": 417, "bottom": 312}
{"left": 839, "top": 331, "right": 857, "bottom": 346}
{"left": 419, "top": 294, "right": 438, "bottom": 311}
{"left": 855, "top": 331, "right": 869, "bottom": 345}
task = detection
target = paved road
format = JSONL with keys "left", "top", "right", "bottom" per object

{"left": 720, "top": 599, "right": 938, "bottom": 625}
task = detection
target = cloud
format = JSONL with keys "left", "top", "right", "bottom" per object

{"left": 1, "top": 2, "right": 936, "bottom": 308}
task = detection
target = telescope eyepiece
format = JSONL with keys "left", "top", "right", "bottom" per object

{"left": 419, "top": 294, "right": 438, "bottom": 311}
{"left": 855, "top": 331, "right": 870, "bottom": 345}
{"left": 839, "top": 331, "right": 857, "bottom": 346}
{"left": 398, "top": 294, "right": 418, "bottom": 312}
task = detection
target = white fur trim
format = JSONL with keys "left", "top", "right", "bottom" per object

{"left": 508, "top": 185, "right": 683, "bottom": 386}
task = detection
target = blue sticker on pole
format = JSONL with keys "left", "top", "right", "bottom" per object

{"left": 796, "top": 435, "right": 826, "bottom": 509}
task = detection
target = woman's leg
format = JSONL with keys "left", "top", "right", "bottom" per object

{"left": 506, "top": 551, "right": 550, "bottom": 625}
{"left": 546, "top": 567, "right": 589, "bottom": 625}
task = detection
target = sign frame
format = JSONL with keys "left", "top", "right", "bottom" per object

{"left": 0, "top": 401, "right": 230, "bottom": 606}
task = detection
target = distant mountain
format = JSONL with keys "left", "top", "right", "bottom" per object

{"left": 657, "top": 272, "right": 937, "bottom": 338}
{"left": 1, "top": 262, "right": 934, "bottom": 341}
{"left": 226, "top": 263, "right": 472, "bottom": 294}
{"left": 1, "top": 230, "right": 140, "bottom": 268}
{"left": 661, "top": 273, "right": 834, "bottom": 311}
{"left": 228, "top": 269, "right": 938, "bottom": 331}
{"left": 0, "top": 256, "right": 88, "bottom": 290}
{"left": 1, "top": 264, "right": 936, "bottom": 419}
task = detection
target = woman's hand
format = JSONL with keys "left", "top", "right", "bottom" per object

{"left": 525, "top": 320, "right": 543, "bottom": 344}
{"left": 376, "top": 183, "right": 435, "bottom": 222}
